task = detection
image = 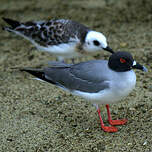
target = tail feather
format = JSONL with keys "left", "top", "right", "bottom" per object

{"left": 2, "top": 17, "right": 21, "bottom": 29}
{"left": 20, "top": 68, "right": 56, "bottom": 85}
{"left": 20, "top": 68, "right": 44, "bottom": 79}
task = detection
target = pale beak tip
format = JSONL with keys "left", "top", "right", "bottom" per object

{"left": 142, "top": 66, "right": 148, "bottom": 72}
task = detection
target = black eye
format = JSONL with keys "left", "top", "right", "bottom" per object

{"left": 93, "top": 40, "right": 100, "bottom": 46}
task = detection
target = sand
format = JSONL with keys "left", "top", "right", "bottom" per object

{"left": 0, "top": 0, "right": 152, "bottom": 151}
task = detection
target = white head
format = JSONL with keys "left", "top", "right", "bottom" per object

{"left": 83, "top": 31, "right": 113, "bottom": 53}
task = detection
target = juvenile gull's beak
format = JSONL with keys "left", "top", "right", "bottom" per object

{"left": 132, "top": 61, "right": 148, "bottom": 72}
{"left": 103, "top": 46, "right": 114, "bottom": 54}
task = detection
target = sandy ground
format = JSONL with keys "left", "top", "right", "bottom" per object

{"left": 0, "top": 0, "right": 152, "bottom": 151}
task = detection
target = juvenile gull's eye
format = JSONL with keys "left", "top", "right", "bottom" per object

{"left": 93, "top": 40, "right": 100, "bottom": 46}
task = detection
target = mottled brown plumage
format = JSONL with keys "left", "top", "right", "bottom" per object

{"left": 2, "top": 17, "right": 113, "bottom": 61}
{"left": 3, "top": 18, "right": 89, "bottom": 47}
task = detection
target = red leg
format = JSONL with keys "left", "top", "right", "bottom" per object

{"left": 106, "top": 104, "right": 127, "bottom": 126}
{"left": 96, "top": 106, "right": 118, "bottom": 133}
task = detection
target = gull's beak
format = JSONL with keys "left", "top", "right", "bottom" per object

{"left": 132, "top": 61, "right": 148, "bottom": 72}
{"left": 103, "top": 46, "right": 114, "bottom": 54}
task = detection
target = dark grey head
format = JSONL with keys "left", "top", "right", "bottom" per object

{"left": 108, "top": 51, "right": 148, "bottom": 72}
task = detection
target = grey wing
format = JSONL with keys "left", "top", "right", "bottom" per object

{"left": 44, "top": 60, "right": 110, "bottom": 93}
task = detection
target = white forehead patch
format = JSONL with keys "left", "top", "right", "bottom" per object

{"left": 86, "top": 31, "right": 107, "bottom": 48}
{"left": 133, "top": 61, "right": 136, "bottom": 66}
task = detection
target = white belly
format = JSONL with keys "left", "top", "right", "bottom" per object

{"left": 72, "top": 70, "right": 136, "bottom": 105}
{"left": 36, "top": 42, "right": 81, "bottom": 60}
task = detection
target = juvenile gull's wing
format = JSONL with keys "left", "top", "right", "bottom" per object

{"left": 3, "top": 18, "right": 90, "bottom": 46}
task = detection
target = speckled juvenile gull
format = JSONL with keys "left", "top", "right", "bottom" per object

{"left": 2, "top": 17, "right": 114, "bottom": 61}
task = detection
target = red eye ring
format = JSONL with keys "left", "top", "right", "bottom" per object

{"left": 120, "top": 58, "right": 126, "bottom": 63}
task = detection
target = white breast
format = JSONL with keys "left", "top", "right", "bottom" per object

{"left": 35, "top": 36, "right": 82, "bottom": 60}
{"left": 37, "top": 42, "right": 81, "bottom": 59}
{"left": 107, "top": 70, "right": 136, "bottom": 103}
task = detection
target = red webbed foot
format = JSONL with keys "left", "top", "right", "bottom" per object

{"left": 108, "top": 119, "right": 127, "bottom": 126}
{"left": 95, "top": 104, "right": 118, "bottom": 133}
{"left": 102, "top": 125, "right": 118, "bottom": 133}
{"left": 106, "top": 104, "right": 127, "bottom": 126}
